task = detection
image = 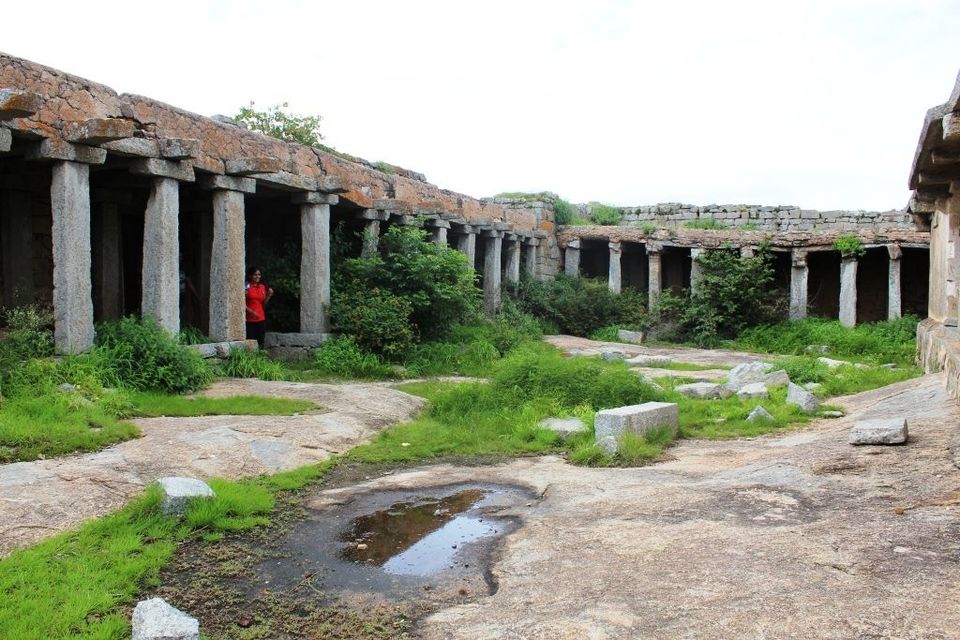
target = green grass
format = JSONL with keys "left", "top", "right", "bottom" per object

{"left": 684, "top": 218, "right": 729, "bottom": 230}
{"left": 217, "top": 349, "right": 288, "bottom": 381}
{"left": 0, "top": 393, "right": 139, "bottom": 463}
{"left": 128, "top": 392, "right": 318, "bottom": 417}
{"left": 655, "top": 361, "right": 730, "bottom": 372}
{"left": 768, "top": 356, "right": 919, "bottom": 397}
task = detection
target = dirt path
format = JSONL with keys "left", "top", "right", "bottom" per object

{"left": 0, "top": 379, "right": 424, "bottom": 557}
{"left": 545, "top": 334, "right": 764, "bottom": 367}
{"left": 306, "top": 374, "right": 960, "bottom": 639}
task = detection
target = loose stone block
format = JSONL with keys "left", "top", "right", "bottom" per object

{"left": 101, "top": 137, "right": 160, "bottom": 157}
{"left": 786, "top": 382, "right": 820, "bottom": 414}
{"left": 726, "top": 361, "right": 774, "bottom": 389}
{"left": 849, "top": 418, "right": 908, "bottom": 445}
{"left": 676, "top": 382, "right": 728, "bottom": 399}
{"left": 617, "top": 329, "right": 644, "bottom": 344}
{"left": 763, "top": 369, "right": 791, "bottom": 387}
{"left": 747, "top": 406, "right": 774, "bottom": 422}
{"left": 737, "top": 382, "right": 769, "bottom": 399}
{"left": 156, "top": 477, "right": 214, "bottom": 515}
{"left": 538, "top": 417, "right": 588, "bottom": 439}
{"left": 132, "top": 597, "right": 200, "bottom": 640}
{"left": 130, "top": 158, "right": 195, "bottom": 182}
{"left": 595, "top": 402, "right": 679, "bottom": 449}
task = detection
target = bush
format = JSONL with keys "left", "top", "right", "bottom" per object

{"left": 0, "top": 305, "right": 54, "bottom": 372}
{"left": 553, "top": 198, "right": 577, "bottom": 225}
{"left": 95, "top": 317, "right": 211, "bottom": 394}
{"left": 331, "top": 286, "right": 415, "bottom": 358}
{"left": 588, "top": 203, "right": 622, "bottom": 225}
{"left": 515, "top": 275, "right": 648, "bottom": 337}
{"left": 218, "top": 348, "right": 286, "bottom": 381}
{"left": 684, "top": 218, "right": 728, "bottom": 230}
{"left": 833, "top": 233, "right": 865, "bottom": 257}
{"left": 313, "top": 336, "right": 399, "bottom": 379}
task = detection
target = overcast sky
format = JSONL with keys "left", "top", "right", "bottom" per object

{"left": 3, "top": 0, "right": 959, "bottom": 210}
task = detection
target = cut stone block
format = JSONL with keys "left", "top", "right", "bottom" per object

{"left": 132, "top": 597, "right": 200, "bottom": 640}
{"left": 737, "top": 382, "right": 769, "bottom": 399}
{"left": 786, "top": 382, "right": 820, "bottom": 414}
{"left": 156, "top": 477, "right": 215, "bottom": 515}
{"left": 617, "top": 329, "right": 644, "bottom": 344}
{"left": 675, "top": 382, "right": 729, "bottom": 399}
{"left": 625, "top": 354, "right": 672, "bottom": 367}
{"left": 538, "top": 417, "right": 588, "bottom": 439}
{"left": 726, "top": 361, "right": 773, "bottom": 389}
{"left": 849, "top": 418, "right": 908, "bottom": 445}
{"left": 595, "top": 402, "right": 679, "bottom": 452}
{"left": 264, "top": 332, "right": 331, "bottom": 348}
{"left": 763, "top": 369, "right": 791, "bottom": 387}
{"left": 746, "top": 406, "right": 774, "bottom": 422}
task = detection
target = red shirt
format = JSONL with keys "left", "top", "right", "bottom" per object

{"left": 245, "top": 282, "right": 268, "bottom": 322}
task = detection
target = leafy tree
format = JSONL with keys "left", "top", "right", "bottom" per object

{"left": 234, "top": 101, "right": 324, "bottom": 147}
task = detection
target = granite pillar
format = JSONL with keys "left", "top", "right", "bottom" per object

{"left": 564, "top": 239, "right": 581, "bottom": 277}
{"left": 789, "top": 250, "right": 809, "bottom": 321}
{"left": 298, "top": 193, "right": 335, "bottom": 334}
{"left": 456, "top": 229, "right": 477, "bottom": 270}
{"left": 483, "top": 231, "right": 503, "bottom": 314}
{"left": 505, "top": 235, "right": 521, "bottom": 285}
{"left": 608, "top": 241, "right": 622, "bottom": 294}
{"left": 689, "top": 248, "right": 704, "bottom": 296}
{"left": 141, "top": 177, "right": 180, "bottom": 334}
{"left": 839, "top": 255, "right": 858, "bottom": 328}
{"left": 523, "top": 239, "right": 539, "bottom": 278}
{"left": 361, "top": 218, "right": 380, "bottom": 258}
{"left": 209, "top": 189, "right": 247, "bottom": 341}
{"left": 50, "top": 161, "right": 94, "bottom": 353}
{"left": 887, "top": 244, "right": 902, "bottom": 321}
{"left": 647, "top": 242, "right": 662, "bottom": 307}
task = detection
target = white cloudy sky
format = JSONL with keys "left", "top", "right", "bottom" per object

{"left": 3, "top": 0, "right": 959, "bottom": 210}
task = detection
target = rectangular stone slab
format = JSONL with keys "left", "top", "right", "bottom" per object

{"left": 595, "top": 402, "right": 679, "bottom": 443}
{"left": 848, "top": 417, "right": 908, "bottom": 445}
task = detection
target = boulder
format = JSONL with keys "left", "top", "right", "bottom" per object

{"left": 675, "top": 382, "right": 729, "bottom": 399}
{"left": 726, "top": 361, "right": 774, "bottom": 389}
{"left": 132, "top": 598, "right": 200, "bottom": 640}
{"left": 737, "top": 382, "right": 769, "bottom": 399}
{"left": 595, "top": 402, "right": 679, "bottom": 454}
{"left": 803, "top": 382, "right": 823, "bottom": 392}
{"left": 817, "top": 357, "right": 850, "bottom": 369}
{"left": 786, "top": 382, "right": 820, "bottom": 414}
{"left": 849, "top": 418, "right": 908, "bottom": 445}
{"left": 600, "top": 348, "right": 627, "bottom": 361}
{"left": 763, "top": 369, "right": 791, "bottom": 387}
{"left": 538, "top": 417, "right": 588, "bottom": 439}
{"left": 617, "top": 329, "right": 644, "bottom": 344}
{"left": 626, "top": 354, "right": 672, "bottom": 367}
{"left": 746, "top": 406, "right": 774, "bottom": 422}
{"left": 156, "top": 477, "right": 215, "bottom": 515}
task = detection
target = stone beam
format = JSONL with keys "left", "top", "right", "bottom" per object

{"left": 62, "top": 118, "right": 136, "bottom": 144}
{"left": 25, "top": 138, "right": 106, "bottom": 164}
{"left": 159, "top": 138, "right": 201, "bottom": 160}
{"left": 931, "top": 149, "right": 960, "bottom": 166}
{"left": 292, "top": 192, "right": 339, "bottom": 205}
{"left": 199, "top": 174, "right": 256, "bottom": 194}
{"left": 0, "top": 89, "right": 42, "bottom": 120}
{"left": 130, "top": 158, "right": 195, "bottom": 182}
{"left": 101, "top": 137, "right": 160, "bottom": 157}
{"left": 249, "top": 171, "right": 317, "bottom": 191}
{"left": 51, "top": 161, "right": 95, "bottom": 353}
{"left": 373, "top": 198, "right": 411, "bottom": 213}
{"left": 225, "top": 157, "right": 284, "bottom": 175}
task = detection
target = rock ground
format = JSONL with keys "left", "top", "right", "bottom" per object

{"left": 545, "top": 335, "right": 761, "bottom": 368}
{"left": 0, "top": 379, "right": 423, "bottom": 556}
{"left": 299, "top": 374, "right": 960, "bottom": 639}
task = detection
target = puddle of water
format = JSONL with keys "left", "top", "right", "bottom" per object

{"left": 340, "top": 489, "right": 504, "bottom": 576}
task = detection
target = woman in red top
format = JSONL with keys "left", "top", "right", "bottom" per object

{"left": 245, "top": 267, "right": 273, "bottom": 347}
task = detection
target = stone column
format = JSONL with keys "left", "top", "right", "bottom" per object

{"left": 456, "top": 228, "right": 477, "bottom": 270}
{"left": 523, "top": 238, "right": 539, "bottom": 278}
{"left": 50, "top": 161, "right": 95, "bottom": 353}
{"left": 431, "top": 220, "right": 449, "bottom": 247}
{"left": 740, "top": 245, "right": 755, "bottom": 259}
{"left": 141, "top": 177, "right": 181, "bottom": 334}
{"left": 564, "top": 239, "right": 581, "bottom": 277}
{"left": 504, "top": 235, "right": 521, "bottom": 285}
{"left": 92, "top": 198, "right": 122, "bottom": 320}
{"left": 361, "top": 217, "right": 380, "bottom": 258}
{"left": 1, "top": 188, "right": 34, "bottom": 308}
{"left": 483, "top": 231, "right": 503, "bottom": 314}
{"left": 887, "top": 244, "right": 903, "bottom": 321}
{"left": 689, "top": 248, "right": 704, "bottom": 296}
{"left": 789, "top": 249, "right": 808, "bottom": 321}
{"left": 839, "top": 255, "right": 858, "bottom": 328}
{"left": 297, "top": 193, "right": 336, "bottom": 334}
{"left": 647, "top": 242, "right": 662, "bottom": 307}
{"left": 608, "top": 241, "right": 622, "bottom": 294}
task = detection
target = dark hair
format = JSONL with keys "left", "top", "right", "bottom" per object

{"left": 246, "top": 266, "right": 263, "bottom": 282}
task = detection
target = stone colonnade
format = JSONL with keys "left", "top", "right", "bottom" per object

{"left": 563, "top": 238, "right": 907, "bottom": 326}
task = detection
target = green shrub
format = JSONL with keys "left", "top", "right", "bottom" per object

{"left": 0, "top": 305, "right": 54, "bottom": 374}
{"left": 553, "top": 198, "right": 577, "bottom": 225}
{"left": 684, "top": 218, "right": 728, "bottom": 230}
{"left": 833, "top": 233, "right": 865, "bottom": 257}
{"left": 218, "top": 348, "right": 286, "bottom": 381}
{"left": 95, "top": 317, "right": 211, "bottom": 394}
{"left": 515, "top": 275, "right": 648, "bottom": 337}
{"left": 640, "top": 222, "right": 657, "bottom": 235}
{"left": 331, "top": 286, "right": 415, "bottom": 358}
{"left": 588, "top": 203, "right": 622, "bottom": 225}
{"left": 177, "top": 326, "right": 209, "bottom": 346}
{"left": 313, "top": 336, "right": 399, "bottom": 379}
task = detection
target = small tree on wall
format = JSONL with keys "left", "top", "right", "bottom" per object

{"left": 234, "top": 102, "right": 325, "bottom": 147}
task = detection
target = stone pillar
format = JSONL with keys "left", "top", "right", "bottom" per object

{"left": 50, "top": 161, "right": 95, "bottom": 353}
{"left": 887, "top": 244, "right": 903, "bottom": 321}
{"left": 564, "top": 239, "right": 581, "bottom": 277}
{"left": 740, "top": 245, "right": 755, "bottom": 259}
{"left": 361, "top": 217, "right": 380, "bottom": 258}
{"left": 141, "top": 177, "right": 181, "bottom": 334}
{"left": 789, "top": 249, "right": 809, "bottom": 321}
{"left": 92, "top": 199, "right": 122, "bottom": 320}
{"left": 608, "top": 241, "right": 622, "bottom": 294}
{"left": 689, "top": 248, "right": 704, "bottom": 296}
{"left": 504, "top": 235, "right": 521, "bottom": 285}
{"left": 431, "top": 220, "right": 449, "bottom": 247}
{"left": 1, "top": 188, "right": 34, "bottom": 308}
{"left": 483, "top": 231, "right": 503, "bottom": 314}
{"left": 201, "top": 175, "right": 255, "bottom": 342}
{"left": 297, "top": 193, "right": 336, "bottom": 334}
{"left": 456, "top": 228, "right": 477, "bottom": 270}
{"left": 523, "top": 239, "right": 539, "bottom": 278}
{"left": 839, "top": 255, "right": 858, "bottom": 328}
{"left": 647, "top": 242, "right": 662, "bottom": 307}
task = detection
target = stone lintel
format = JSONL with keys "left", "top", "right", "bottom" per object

{"left": 159, "top": 138, "right": 200, "bottom": 160}
{"left": 100, "top": 137, "right": 160, "bottom": 158}
{"left": 534, "top": 231, "right": 548, "bottom": 239}
{"left": 791, "top": 249, "right": 808, "bottom": 266}
{"left": 391, "top": 213, "right": 416, "bottom": 226}
{"left": 524, "top": 237, "right": 540, "bottom": 246}
{"left": 225, "top": 157, "right": 283, "bottom": 175}
{"left": 690, "top": 247, "right": 704, "bottom": 258}
{"left": 249, "top": 170, "right": 317, "bottom": 191}
{"left": 316, "top": 175, "right": 345, "bottom": 193}
{"left": 62, "top": 118, "right": 136, "bottom": 144}
{"left": 0, "top": 89, "right": 42, "bottom": 120}
{"left": 130, "top": 158, "right": 195, "bottom": 182}
{"left": 566, "top": 239, "right": 581, "bottom": 249}
{"left": 943, "top": 112, "right": 960, "bottom": 143}
{"left": 646, "top": 240, "right": 663, "bottom": 253}
{"left": 24, "top": 138, "right": 107, "bottom": 164}
{"left": 919, "top": 172, "right": 953, "bottom": 187}
{"left": 887, "top": 243, "right": 903, "bottom": 260}
{"left": 0, "top": 128, "right": 10, "bottom": 153}
{"left": 931, "top": 149, "right": 960, "bottom": 166}
{"left": 440, "top": 213, "right": 460, "bottom": 221}
{"left": 494, "top": 222, "right": 511, "bottom": 231}
{"left": 292, "top": 191, "right": 338, "bottom": 205}
{"left": 425, "top": 218, "right": 451, "bottom": 229}
{"left": 372, "top": 198, "right": 410, "bottom": 213}
{"left": 357, "top": 209, "right": 381, "bottom": 221}
{"left": 480, "top": 228, "right": 504, "bottom": 238}
{"left": 198, "top": 174, "right": 256, "bottom": 193}
{"left": 609, "top": 241, "right": 622, "bottom": 252}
